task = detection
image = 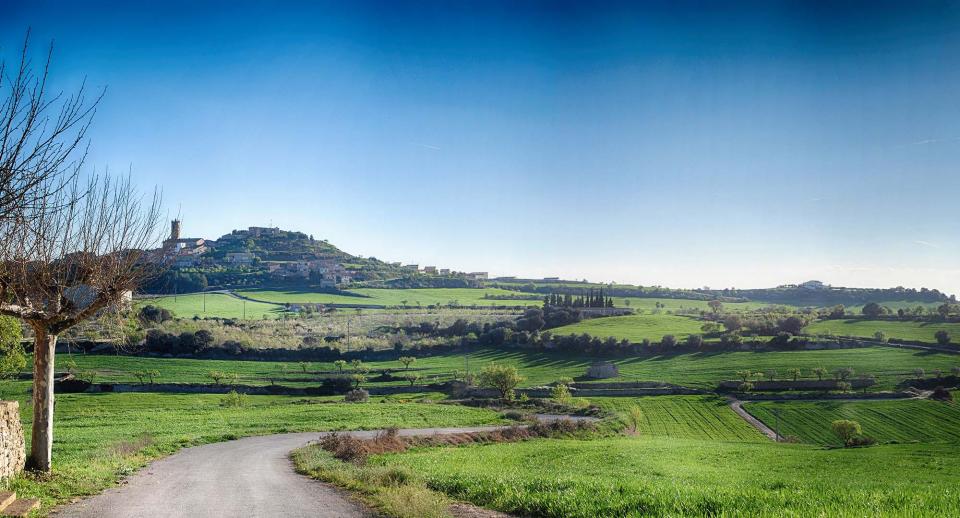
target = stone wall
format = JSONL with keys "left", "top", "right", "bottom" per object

{"left": 0, "top": 401, "right": 24, "bottom": 481}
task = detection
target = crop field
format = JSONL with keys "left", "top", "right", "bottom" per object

{"left": 137, "top": 293, "right": 285, "bottom": 319}
{"left": 804, "top": 318, "right": 960, "bottom": 345}
{"left": 374, "top": 436, "right": 960, "bottom": 517}
{"left": 592, "top": 396, "right": 763, "bottom": 441}
{"left": 618, "top": 298, "right": 772, "bottom": 312}
{"left": 550, "top": 313, "right": 707, "bottom": 343}
{"left": 236, "top": 287, "right": 542, "bottom": 307}
{"left": 0, "top": 385, "right": 504, "bottom": 512}
{"left": 745, "top": 399, "right": 960, "bottom": 445}
{"left": 46, "top": 345, "right": 960, "bottom": 391}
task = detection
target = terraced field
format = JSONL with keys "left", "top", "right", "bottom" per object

{"left": 550, "top": 313, "right": 706, "bottom": 343}
{"left": 48, "top": 345, "right": 960, "bottom": 390}
{"left": 804, "top": 318, "right": 960, "bottom": 345}
{"left": 592, "top": 396, "right": 763, "bottom": 441}
{"left": 236, "top": 287, "right": 541, "bottom": 307}
{"left": 745, "top": 399, "right": 960, "bottom": 445}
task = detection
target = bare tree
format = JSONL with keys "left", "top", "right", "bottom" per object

{"left": 0, "top": 31, "right": 102, "bottom": 223}
{"left": 0, "top": 174, "right": 163, "bottom": 471}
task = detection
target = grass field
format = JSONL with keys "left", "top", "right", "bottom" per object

{"left": 804, "top": 318, "right": 960, "bottom": 345}
{"left": 137, "top": 293, "right": 285, "bottom": 319}
{"left": 550, "top": 313, "right": 706, "bottom": 342}
{"left": 48, "top": 345, "right": 960, "bottom": 390}
{"left": 236, "top": 287, "right": 542, "bottom": 307}
{"left": 0, "top": 386, "right": 504, "bottom": 513}
{"left": 591, "top": 396, "right": 763, "bottom": 441}
{"left": 745, "top": 399, "right": 960, "bottom": 445}
{"left": 374, "top": 436, "right": 960, "bottom": 517}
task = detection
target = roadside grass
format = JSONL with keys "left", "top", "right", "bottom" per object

{"left": 137, "top": 293, "right": 285, "bottom": 319}
{"left": 374, "top": 436, "right": 960, "bottom": 517}
{"left": 550, "top": 313, "right": 707, "bottom": 343}
{"left": 46, "top": 345, "right": 960, "bottom": 390}
{"left": 591, "top": 396, "right": 763, "bottom": 441}
{"left": 804, "top": 318, "right": 960, "bottom": 345}
{"left": 0, "top": 388, "right": 504, "bottom": 514}
{"left": 744, "top": 399, "right": 960, "bottom": 445}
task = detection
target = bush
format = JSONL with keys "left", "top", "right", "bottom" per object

{"left": 0, "top": 316, "right": 25, "bottom": 379}
{"left": 660, "top": 335, "right": 677, "bottom": 348}
{"left": 627, "top": 405, "right": 643, "bottom": 435}
{"left": 321, "top": 376, "right": 353, "bottom": 394}
{"left": 220, "top": 390, "right": 247, "bottom": 407}
{"left": 138, "top": 305, "right": 173, "bottom": 324}
{"left": 935, "top": 330, "right": 951, "bottom": 346}
{"left": 832, "top": 419, "right": 862, "bottom": 446}
{"left": 477, "top": 363, "right": 524, "bottom": 400}
{"left": 344, "top": 389, "right": 369, "bottom": 403}
{"left": 550, "top": 383, "right": 571, "bottom": 403}
{"left": 931, "top": 386, "right": 953, "bottom": 402}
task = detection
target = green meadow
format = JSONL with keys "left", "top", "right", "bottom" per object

{"left": 745, "top": 399, "right": 960, "bottom": 445}
{"left": 236, "top": 287, "right": 541, "bottom": 307}
{"left": 590, "top": 396, "right": 763, "bottom": 441}
{"left": 804, "top": 318, "right": 960, "bottom": 344}
{"left": 49, "top": 345, "right": 960, "bottom": 391}
{"left": 136, "top": 293, "right": 285, "bottom": 319}
{"left": 374, "top": 436, "right": 960, "bottom": 517}
{"left": 550, "top": 313, "right": 706, "bottom": 342}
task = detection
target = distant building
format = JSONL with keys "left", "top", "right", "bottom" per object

{"left": 543, "top": 277, "right": 560, "bottom": 281}
{"left": 404, "top": 264, "right": 418, "bottom": 271}
{"left": 162, "top": 220, "right": 206, "bottom": 265}
{"left": 422, "top": 266, "right": 438, "bottom": 274}
{"left": 439, "top": 268, "right": 450, "bottom": 275}
{"left": 226, "top": 252, "right": 256, "bottom": 265}
{"left": 800, "top": 280, "right": 828, "bottom": 290}
{"left": 467, "top": 272, "right": 489, "bottom": 280}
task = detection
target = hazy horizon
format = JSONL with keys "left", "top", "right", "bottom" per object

{"left": 4, "top": 1, "right": 959, "bottom": 295}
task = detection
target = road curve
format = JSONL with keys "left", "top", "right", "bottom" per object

{"left": 728, "top": 398, "right": 779, "bottom": 441}
{"left": 55, "top": 425, "right": 514, "bottom": 518}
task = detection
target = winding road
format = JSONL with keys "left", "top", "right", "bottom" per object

{"left": 55, "top": 425, "right": 516, "bottom": 518}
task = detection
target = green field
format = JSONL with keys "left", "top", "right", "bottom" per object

{"left": 0, "top": 385, "right": 504, "bottom": 512}
{"left": 49, "top": 345, "right": 960, "bottom": 391}
{"left": 137, "top": 293, "right": 285, "bottom": 319}
{"left": 551, "top": 313, "right": 706, "bottom": 342}
{"left": 374, "top": 436, "right": 960, "bottom": 517}
{"left": 804, "top": 318, "right": 960, "bottom": 344}
{"left": 236, "top": 287, "right": 542, "bottom": 307}
{"left": 591, "top": 396, "right": 763, "bottom": 441}
{"left": 745, "top": 399, "right": 960, "bottom": 445}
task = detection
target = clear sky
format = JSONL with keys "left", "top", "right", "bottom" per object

{"left": 3, "top": 1, "right": 959, "bottom": 295}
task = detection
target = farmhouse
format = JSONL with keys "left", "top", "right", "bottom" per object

{"left": 423, "top": 266, "right": 438, "bottom": 274}
{"left": 226, "top": 252, "right": 256, "bottom": 265}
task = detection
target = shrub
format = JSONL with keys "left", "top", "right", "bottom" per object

{"left": 685, "top": 334, "right": 704, "bottom": 348}
{"left": 220, "top": 390, "right": 247, "bottom": 407}
{"left": 660, "top": 335, "right": 677, "bottom": 348}
{"left": 344, "top": 389, "right": 369, "bottom": 403}
{"left": 550, "top": 383, "right": 571, "bottom": 403}
{"left": 935, "top": 330, "right": 951, "bottom": 346}
{"left": 931, "top": 386, "right": 953, "bottom": 402}
{"left": 321, "top": 376, "right": 353, "bottom": 394}
{"left": 478, "top": 363, "right": 524, "bottom": 400}
{"left": 738, "top": 381, "right": 754, "bottom": 392}
{"left": 0, "top": 316, "right": 24, "bottom": 379}
{"left": 832, "top": 419, "right": 862, "bottom": 446}
{"left": 873, "top": 331, "right": 887, "bottom": 343}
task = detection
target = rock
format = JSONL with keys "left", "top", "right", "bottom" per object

{"left": 585, "top": 361, "right": 619, "bottom": 379}
{"left": 0, "top": 402, "right": 25, "bottom": 481}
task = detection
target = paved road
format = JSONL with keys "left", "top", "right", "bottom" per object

{"left": 56, "top": 425, "right": 514, "bottom": 518}
{"left": 727, "top": 397, "right": 779, "bottom": 441}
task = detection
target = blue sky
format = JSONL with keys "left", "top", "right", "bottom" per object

{"left": 3, "top": 1, "right": 959, "bottom": 294}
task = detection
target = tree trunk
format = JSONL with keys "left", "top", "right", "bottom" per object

{"left": 29, "top": 326, "right": 57, "bottom": 472}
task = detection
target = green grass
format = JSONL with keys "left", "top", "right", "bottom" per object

{"left": 591, "top": 396, "right": 764, "bottom": 441}
{"left": 745, "top": 399, "right": 960, "bottom": 445}
{"left": 50, "top": 345, "right": 960, "bottom": 390}
{"left": 236, "top": 287, "right": 542, "bottom": 307}
{"left": 0, "top": 386, "right": 504, "bottom": 514}
{"left": 375, "top": 436, "right": 960, "bottom": 517}
{"left": 137, "top": 293, "right": 285, "bottom": 319}
{"left": 550, "top": 313, "right": 707, "bottom": 342}
{"left": 804, "top": 318, "right": 960, "bottom": 345}
{"left": 618, "top": 298, "right": 772, "bottom": 312}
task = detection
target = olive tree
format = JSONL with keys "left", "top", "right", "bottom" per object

{"left": 478, "top": 363, "right": 524, "bottom": 400}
